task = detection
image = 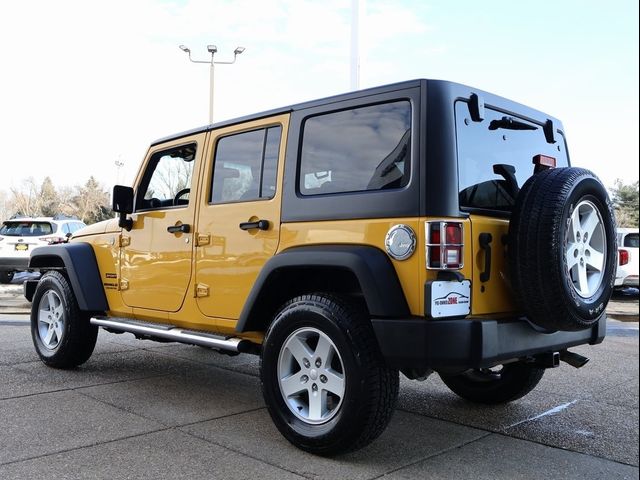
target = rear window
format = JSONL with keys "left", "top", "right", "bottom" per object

{"left": 624, "top": 233, "right": 639, "bottom": 248}
{"left": 455, "top": 101, "right": 569, "bottom": 212}
{"left": 0, "top": 221, "right": 55, "bottom": 236}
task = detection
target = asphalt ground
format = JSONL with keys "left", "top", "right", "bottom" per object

{"left": 0, "top": 281, "right": 638, "bottom": 479}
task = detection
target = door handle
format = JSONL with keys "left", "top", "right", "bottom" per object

{"left": 239, "top": 219, "right": 269, "bottom": 231}
{"left": 479, "top": 233, "right": 492, "bottom": 283}
{"left": 167, "top": 224, "right": 191, "bottom": 234}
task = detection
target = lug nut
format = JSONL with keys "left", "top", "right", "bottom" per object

{"left": 301, "top": 375, "right": 309, "bottom": 383}
{"left": 312, "top": 383, "right": 318, "bottom": 391}
{"left": 303, "top": 358, "right": 310, "bottom": 368}
{"left": 315, "top": 358, "right": 322, "bottom": 367}
{"left": 320, "top": 375, "right": 327, "bottom": 383}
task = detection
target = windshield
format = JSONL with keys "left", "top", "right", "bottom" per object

{"left": 455, "top": 101, "right": 569, "bottom": 212}
{"left": 0, "top": 221, "right": 55, "bottom": 236}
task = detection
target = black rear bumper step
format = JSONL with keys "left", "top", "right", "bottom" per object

{"left": 371, "top": 315, "right": 606, "bottom": 370}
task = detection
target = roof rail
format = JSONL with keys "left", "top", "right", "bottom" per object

{"left": 52, "top": 214, "right": 79, "bottom": 220}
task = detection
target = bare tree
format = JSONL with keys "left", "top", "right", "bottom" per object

{"left": 0, "top": 190, "right": 9, "bottom": 222}
{"left": 9, "top": 177, "right": 40, "bottom": 217}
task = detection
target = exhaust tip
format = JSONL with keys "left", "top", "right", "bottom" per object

{"left": 560, "top": 350, "right": 590, "bottom": 369}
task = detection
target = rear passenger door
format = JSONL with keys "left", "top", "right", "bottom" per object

{"left": 194, "top": 115, "right": 288, "bottom": 331}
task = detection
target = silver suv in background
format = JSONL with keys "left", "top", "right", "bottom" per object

{"left": 0, "top": 215, "right": 86, "bottom": 283}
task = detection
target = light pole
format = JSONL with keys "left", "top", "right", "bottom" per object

{"left": 179, "top": 44, "right": 246, "bottom": 124}
{"left": 114, "top": 158, "right": 125, "bottom": 185}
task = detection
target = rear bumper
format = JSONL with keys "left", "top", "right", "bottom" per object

{"left": 371, "top": 315, "right": 606, "bottom": 370}
{"left": 0, "top": 257, "right": 30, "bottom": 272}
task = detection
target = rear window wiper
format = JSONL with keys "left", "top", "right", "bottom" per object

{"left": 489, "top": 116, "right": 538, "bottom": 131}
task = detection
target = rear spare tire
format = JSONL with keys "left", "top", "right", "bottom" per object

{"left": 509, "top": 167, "right": 616, "bottom": 331}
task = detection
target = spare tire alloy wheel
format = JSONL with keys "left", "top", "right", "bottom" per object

{"left": 261, "top": 294, "right": 399, "bottom": 455}
{"left": 509, "top": 168, "right": 617, "bottom": 332}
{"left": 566, "top": 200, "right": 607, "bottom": 298}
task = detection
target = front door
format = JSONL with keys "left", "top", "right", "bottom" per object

{"left": 120, "top": 134, "right": 205, "bottom": 312}
{"left": 194, "top": 115, "right": 288, "bottom": 330}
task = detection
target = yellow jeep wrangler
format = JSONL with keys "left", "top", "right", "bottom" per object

{"left": 25, "top": 80, "right": 616, "bottom": 455}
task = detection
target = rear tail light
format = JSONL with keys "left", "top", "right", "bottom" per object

{"left": 40, "top": 237, "right": 66, "bottom": 245}
{"left": 619, "top": 249, "right": 629, "bottom": 266}
{"left": 426, "top": 221, "right": 464, "bottom": 270}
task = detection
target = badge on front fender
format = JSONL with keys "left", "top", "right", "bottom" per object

{"left": 426, "top": 280, "right": 471, "bottom": 318}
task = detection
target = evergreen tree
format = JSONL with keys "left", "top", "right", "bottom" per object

{"left": 611, "top": 179, "right": 639, "bottom": 227}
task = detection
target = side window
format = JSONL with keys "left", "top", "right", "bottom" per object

{"left": 61, "top": 223, "right": 71, "bottom": 234}
{"left": 211, "top": 126, "right": 282, "bottom": 204}
{"left": 136, "top": 144, "right": 197, "bottom": 211}
{"left": 299, "top": 101, "right": 411, "bottom": 196}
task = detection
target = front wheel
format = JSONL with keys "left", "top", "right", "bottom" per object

{"left": 440, "top": 362, "right": 545, "bottom": 404}
{"left": 30, "top": 271, "right": 98, "bottom": 369}
{"left": 0, "top": 271, "right": 14, "bottom": 284}
{"left": 260, "top": 294, "right": 399, "bottom": 455}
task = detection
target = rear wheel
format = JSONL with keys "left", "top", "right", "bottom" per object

{"left": 0, "top": 271, "right": 14, "bottom": 284}
{"left": 30, "top": 271, "right": 98, "bottom": 368}
{"left": 440, "top": 362, "right": 545, "bottom": 404}
{"left": 260, "top": 294, "right": 399, "bottom": 455}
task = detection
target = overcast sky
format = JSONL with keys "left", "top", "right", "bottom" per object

{"left": 0, "top": 0, "right": 637, "bottom": 191}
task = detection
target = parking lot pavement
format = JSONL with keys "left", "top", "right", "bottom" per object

{"left": 0, "top": 318, "right": 638, "bottom": 480}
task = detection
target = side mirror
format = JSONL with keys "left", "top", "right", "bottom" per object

{"left": 113, "top": 185, "right": 134, "bottom": 213}
{"left": 112, "top": 185, "right": 134, "bottom": 231}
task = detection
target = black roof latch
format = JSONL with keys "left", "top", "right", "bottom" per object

{"left": 469, "top": 93, "right": 485, "bottom": 122}
{"left": 543, "top": 119, "right": 557, "bottom": 144}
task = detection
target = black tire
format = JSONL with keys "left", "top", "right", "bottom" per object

{"left": 0, "top": 271, "right": 14, "bottom": 284}
{"left": 440, "top": 362, "right": 545, "bottom": 404}
{"left": 30, "top": 271, "right": 98, "bottom": 369}
{"left": 509, "top": 167, "right": 617, "bottom": 331}
{"left": 260, "top": 294, "right": 399, "bottom": 455}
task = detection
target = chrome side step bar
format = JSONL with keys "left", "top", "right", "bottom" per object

{"left": 90, "top": 316, "right": 251, "bottom": 353}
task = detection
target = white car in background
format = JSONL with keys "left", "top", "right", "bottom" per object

{"left": 615, "top": 227, "right": 639, "bottom": 289}
{"left": 0, "top": 215, "right": 86, "bottom": 284}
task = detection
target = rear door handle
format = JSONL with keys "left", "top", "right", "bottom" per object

{"left": 167, "top": 224, "right": 191, "bottom": 234}
{"left": 239, "top": 219, "right": 269, "bottom": 231}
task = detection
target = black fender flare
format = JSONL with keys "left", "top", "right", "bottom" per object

{"left": 236, "top": 245, "right": 410, "bottom": 333}
{"left": 27, "top": 243, "right": 108, "bottom": 312}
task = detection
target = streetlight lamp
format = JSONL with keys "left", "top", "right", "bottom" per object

{"left": 179, "top": 44, "right": 246, "bottom": 123}
{"left": 114, "top": 158, "right": 125, "bottom": 185}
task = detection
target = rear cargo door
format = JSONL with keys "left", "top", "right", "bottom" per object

{"left": 454, "top": 100, "right": 569, "bottom": 315}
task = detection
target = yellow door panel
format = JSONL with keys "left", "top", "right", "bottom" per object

{"left": 195, "top": 115, "right": 289, "bottom": 321}
{"left": 468, "top": 215, "right": 517, "bottom": 315}
{"left": 120, "top": 134, "right": 206, "bottom": 313}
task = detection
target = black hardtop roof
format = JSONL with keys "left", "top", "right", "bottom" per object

{"left": 151, "top": 78, "right": 563, "bottom": 146}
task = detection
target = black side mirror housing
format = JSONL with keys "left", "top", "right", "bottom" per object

{"left": 112, "top": 185, "right": 134, "bottom": 231}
